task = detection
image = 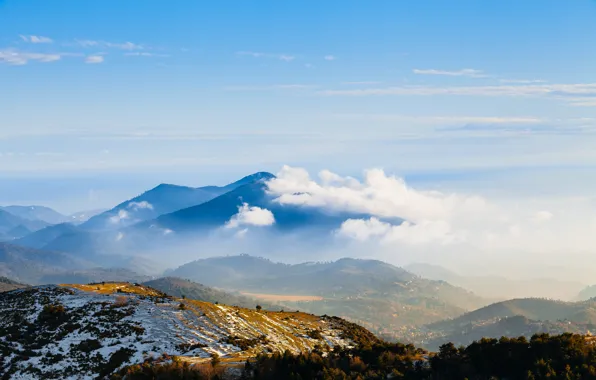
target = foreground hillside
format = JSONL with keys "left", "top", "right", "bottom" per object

{"left": 0, "top": 282, "right": 374, "bottom": 379}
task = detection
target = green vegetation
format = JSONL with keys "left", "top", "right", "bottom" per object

{"left": 117, "top": 333, "right": 596, "bottom": 379}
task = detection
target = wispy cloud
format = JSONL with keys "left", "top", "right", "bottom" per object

{"left": 566, "top": 99, "right": 596, "bottom": 107}
{"left": 0, "top": 49, "right": 61, "bottom": 65}
{"left": 319, "top": 82, "right": 596, "bottom": 106}
{"left": 225, "top": 84, "right": 317, "bottom": 91}
{"left": 499, "top": 79, "right": 546, "bottom": 84}
{"left": 341, "top": 81, "right": 382, "bottom": 85}
{"left": 19, "top": 35, "right": 53, "bottom": 44}
{"left": 85, "top": 55, "right": 104, "bottom": 64}
{"left": 75, "top": 39, "right": 144, "bottom": 50}
{"left": 413, "top": 68, "right": 487, "bottom": 78}
{"left": 324, "top": 55, "right": 336, "bottom": 61}
{"left": 333, "top": 114, "right": 544, "bottom": 125}
{"left": 236, "top": 51, "right": 296, "bottom": 62}
{"left": 124, "top": 52, "right": 169, "bottom": 57}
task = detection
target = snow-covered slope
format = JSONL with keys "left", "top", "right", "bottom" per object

{"left": 0, "top": 282, "right": 368, "bottom": 379}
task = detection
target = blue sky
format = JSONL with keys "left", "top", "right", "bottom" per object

{"left": 2, "top": 0, "right": 596, "bottom": 212}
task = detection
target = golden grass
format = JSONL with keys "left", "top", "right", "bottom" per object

{"left": 60, "top": 282, "right": 337, "bottom": 358}
{"left": 63, "top": 282, "right": 165, "bottom": 297}
{"left": 241, "top": 292, "right": 324, "bottom": 302}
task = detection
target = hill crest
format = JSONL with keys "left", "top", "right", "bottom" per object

{"left": 0, "top": 282, "right": 370, "bottom": 379}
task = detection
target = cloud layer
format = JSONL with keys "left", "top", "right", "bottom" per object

{"left": 265, "top": 166, "right": 596, "bottom": 255}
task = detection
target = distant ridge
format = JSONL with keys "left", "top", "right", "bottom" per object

{"left": 0, "top": 205, "right": 67, "bottom": 224}
{"left": 0, "top": 276, "right": 27, "bottom": 292}
{"left": 0, "top": 209, "right": 49, "bottom": 241}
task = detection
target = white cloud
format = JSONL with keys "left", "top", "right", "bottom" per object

{"left": 224, "top": 84, "right": 317, "bottom": 91}
{"left": 226, "top": 203, "right": 275, "bottom": 228}
{"left": 236, "top": 51, "right": 296, "bottom": 62}
{"left": 499, "top": 79, "right": 546, "bottom": 84}
{"left": 115, "top": 232, "right": 125, "bottom": 241}
{"left": 0, "top": 50, "right": 61, "bottom": 65}
{"left": 531, "top": 210, "right": 553, "bottom": 223}
{"left": 106, "top": 41, "right": 142, "bottom": 50}
{"left": 235, "top": 228, "right": 249, "bottom": 238}
{"left": 127, "top": 201, "right": 154, "bottom": 211}
{"left": 333, "top": 114, "right": 544, "bottom": 126}
{"left": 267, "top": 166, "right": 490, "bottom": 223}
{"left": 74, "top": 40, "right": 99, "bottom": 48}
{"left": 413, "top": 68, "right": 487, "bottom": 78}
{"left": 338, "top": 218, "right": 460, "bottom": 245}
{"left": 337, "top": 217, "right": 391, "bottom": 241}
{"left": 266, "top": 166, "right": 596, "bottom": 257}
{"left": 318, "top": 82, "right": 596, "bottom": 106}
{"left": 341, "top": 81, "right": 382, "bottom": 85}
{"left": 19, "top": 35, "right": 53, "bottom": 44}
{"left": 566, "top": 98, "right": 596, "bottom": 107}
{"left": 75, "top": 40, "right": 143, "bottom": 50}
{"left": 124, "top": 52, "right": 169, "bottom": 57}
{"left": 85, "top": 55, "right": 104, "bottom": 64}
{"left": 109, "top": 210, "right": 130, "bottom": 224}
{"left": 324, "top": 55, "right": 336, "bottom": 61}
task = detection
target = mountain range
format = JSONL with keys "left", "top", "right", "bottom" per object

{"left": 9, "top": 171, "right": 384, "bottom": 260}
{"left": 0, "top": 209, "right": 49, "bottom": 241}
{"left": 413, "top": 297, "right": 596, "bottom": 350}
{"left": 81, "top": 172, "right": 275, "bottom": 230}
{"left": 168, "top": 254, "right": 488, "bottom": 337}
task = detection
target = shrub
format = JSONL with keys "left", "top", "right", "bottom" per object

{"left": 113, "top": 296, "right": 129, "bottom": 307}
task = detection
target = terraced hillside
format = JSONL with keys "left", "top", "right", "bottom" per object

{"left": 0, "top": 282, "right": 374, "bottom": 379}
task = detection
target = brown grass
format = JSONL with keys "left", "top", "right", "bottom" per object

{"left": 63, "top": 283, "right": 165, "bottom": 297}
{"left": 241, "top": 292, "right": 323, "bottom": 302}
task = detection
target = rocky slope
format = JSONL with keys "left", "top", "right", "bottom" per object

{"left": 0, "top": 282, "right": 371, "bottom": 379}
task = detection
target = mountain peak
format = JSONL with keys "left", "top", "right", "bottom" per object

{"left": 224, "top": 171, "right": 275, "bottom": 189}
